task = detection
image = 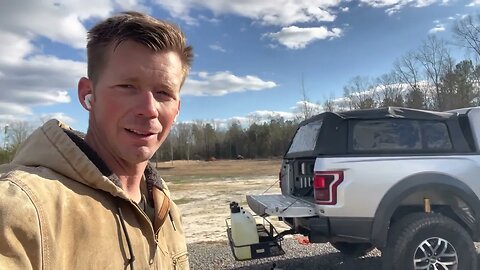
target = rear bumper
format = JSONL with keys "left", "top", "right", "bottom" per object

{"left": 296, "top": 216, "right": 373, "bottom": 243}
{"left": 247, "top": 194, "right": 373, "bottom": 243}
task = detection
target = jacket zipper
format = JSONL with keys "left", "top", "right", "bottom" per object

{"left": 168, "top": 211, "right": 177, "bottom": 231}
{"left": 131, "top": 201, "right": 156, "bottom": 234}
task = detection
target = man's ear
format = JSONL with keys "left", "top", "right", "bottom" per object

{"left": 78, "top": 77, "right": 93, "bottom": 111}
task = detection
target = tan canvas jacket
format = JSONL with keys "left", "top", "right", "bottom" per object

{"left": 0, "top": 120, "right": 189, "bottom": 270}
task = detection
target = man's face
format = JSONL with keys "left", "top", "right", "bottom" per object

{"left": 89, "top": 41, "right": 182, "bottom": 164}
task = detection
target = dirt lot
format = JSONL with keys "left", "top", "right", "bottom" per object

{"left": 156, "top": 159, "right": 288, "bottom": 244}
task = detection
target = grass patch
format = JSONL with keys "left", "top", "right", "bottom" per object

{"left": 165, "top": 176, "right": 231, "bottom": 184}
{"left": 173, "top": 197, "right": 199, "bottom": 205}
{"left": 156, "top": 159, "right": 281, "bottom": 184}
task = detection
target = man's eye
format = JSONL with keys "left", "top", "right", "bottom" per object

{"left": 118, "top": 84, "right": 134, "bottom": 88}
{"left": 156, "top": 91, "right": 174, "bottom": 98}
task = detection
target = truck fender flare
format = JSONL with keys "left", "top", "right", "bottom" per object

{"left": 371, "top": 172, "right": 480, "bottom": 248}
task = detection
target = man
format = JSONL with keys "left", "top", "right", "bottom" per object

{"left": 0, "top": 11, "right": 192, "bottom": 269}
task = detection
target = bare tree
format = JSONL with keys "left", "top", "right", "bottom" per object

{"left": 323, "top": 98, "right": 336, "bottom": 112}
{"left": 175, "top": 123, "right": 194, "bottom": 161}
{"left": 343, "top": 76, "right": 375, "bottom": 109}
{"left": 375, "top": 72, "right": 405, "bottom": 107}
{"left": 453, "top": 14, "right": 480, "bottom": 59}
{"left": 394, "top": 51, "right": 427, "bottom": 109}
{"left": 5, "top": 121, "right": 33, "bottom": 153}
{"left": 299, "top": 73, "right": 315, "bottom": 121}
{"left": 416, "top": 35, "right": 454, "bottom": 110}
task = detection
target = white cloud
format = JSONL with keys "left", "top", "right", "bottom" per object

{"left": 153, "top": 0, "right": 443, "bottom": 49}
{"left": 153, "top": 0, "right": 340, "bottom": 26}
{"left": 0, "top": 0, "right": 148, "bottom": 121}
{"left": 467, "top": 0, "right": 480, "bottom": 6}
{"left": 198, "top": 15, "right": 221, "bottom": 23}
{"left": 360, "top": 0, "right": 406, "bottom": 8}
{"left": 290, "top": 101, "right": 325, "bottom": 117}
{"left": 360, "top": 0, "right": 447, "bottom": 14}
{"left": 115, "top": 0, "right": 150, "bottom": 12}
{"left": 264, "top": 26, "right": 343, "bottom": 49}
{"left": 0, "top": 32, "right": 36, "bottom": 64}
{"left": 0, "top": 112, "right": 76, "bottom": 133}
{"left": 0, "top": 102, "right": 33, "bottom": 116}
{"left": 0, "top": 31, "right": 84, "bottom": 118}
{"left": 414, "top": 0, "right": 438, "bottom": 7}
{"left": 429, "top": 24, "right": 445, "bottom": 33}
{"left": 209, "top": 44, "right": 227, "bottom": 52}
{"left": 39, "top": 113, "right": 76, "bottom": 126}
{"left": 0, "top": 1, "right": 111, "bottom": 49}
{"left": 183, "top": 71, "right": 277, "bottom": 96}
{"left": 0, "top": 53, "right": 85, "bottom": 106}
{"left": 247, "top": 110, "right": 295, "bottom": 120}
{"left": 293, "top": 101, "right": 323, "bottom": 111}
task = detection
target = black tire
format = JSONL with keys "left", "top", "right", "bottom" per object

{"left": 330, "top": 241, "right": 374, "bottom": 257}
{"left": 382, "top": 213, "right": 477, "bottom": 270}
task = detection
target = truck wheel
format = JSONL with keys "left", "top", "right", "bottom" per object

{"left": 382, "top": 213, "right": 477, "bottom": 270}
{"left": 330, "top": 241, "right": 374, "bottom": 257}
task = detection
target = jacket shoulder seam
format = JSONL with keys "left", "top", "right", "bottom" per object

{"left": 5, "top": 172, "right": 50, "bottom": 270}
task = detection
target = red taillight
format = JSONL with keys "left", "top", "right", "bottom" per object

{"left": 313, "top": 176, "right": 326, "bottom": 189}
{"left": 313, "top": 171, "right": 344, "bottom": 205}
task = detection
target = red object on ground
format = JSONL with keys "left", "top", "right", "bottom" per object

{"left": 294, "top": 236, "right": 310, "bottom": 245}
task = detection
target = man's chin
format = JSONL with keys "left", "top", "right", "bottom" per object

{"left": 123, "top": 148, "right": 155, "bottom": 164}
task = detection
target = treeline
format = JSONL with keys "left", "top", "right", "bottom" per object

{"left": 157, "top": 15, "right": 480, "bottom": 161}
{"left": 0, "top": 121, "right": 31, "bottom": 164}
{"left": 2, "top": 15, "right": 480, "bottom": 163}
{"left": 155, "top": 119, "right": 298, "bottom": 161}
{"left": 321, "top": 14, "right": 480, "bottom": 113}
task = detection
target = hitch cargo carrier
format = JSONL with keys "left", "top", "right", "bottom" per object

{"left": 246, "top": 194, "right": 317, "bottom": 217}
{"left": 225, "top": 216, "right": 286, "bottom": 261}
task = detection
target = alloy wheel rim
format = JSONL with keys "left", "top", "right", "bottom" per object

{"left": 413, "top": 237, "right": 458, "bottom": 270}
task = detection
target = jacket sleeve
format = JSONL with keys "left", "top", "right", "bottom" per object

{"left": 0, "top": 179, "right": 42, "bottom": 270}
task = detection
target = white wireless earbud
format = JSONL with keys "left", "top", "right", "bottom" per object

{"left": 174, "top": 114, "right": 178, "bottom": 122}
{"left": 84, "top": 94, "right": 92, "bottom": 110}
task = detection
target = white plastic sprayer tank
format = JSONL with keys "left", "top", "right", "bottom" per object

{"left": 230, "top": 202, "right": 259, "bottom": 260}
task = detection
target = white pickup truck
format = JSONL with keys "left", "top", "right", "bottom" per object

{"left": 247, "top": 106, "right": 480, "bottom": 270}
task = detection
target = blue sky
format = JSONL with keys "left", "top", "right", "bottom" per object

{"left": 0, "top": 0, "right": 478, "bottom": 133}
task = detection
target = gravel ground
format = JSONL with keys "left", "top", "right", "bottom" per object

{"left": 188, "top": 238, "right": 382, "bottom": 270}
{"left": 189, "top": 239, "right": 480, "bottom": 270}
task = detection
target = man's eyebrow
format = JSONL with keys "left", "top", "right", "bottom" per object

{"left": 119, "top": 77, "right": 140, "bottom": 84}
{"left": 159, "top": 80, "right": 176, "bottom": 89}
{"left": 117, "top": 76, "right": 179, "bottom": 91}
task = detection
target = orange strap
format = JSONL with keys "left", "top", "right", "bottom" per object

{"left": 152, "top": 187, "right": 171, "bottom": 232}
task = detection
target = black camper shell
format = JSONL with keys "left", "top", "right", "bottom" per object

{"left": 284, "top": 107, "right": 474, "bottom": 159}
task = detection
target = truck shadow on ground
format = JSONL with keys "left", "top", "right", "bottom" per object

{"left": 231, "top": 252, "right": 381, "bottom": 270}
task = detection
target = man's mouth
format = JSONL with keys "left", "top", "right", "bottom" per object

{"left": 125, "top": 128, "right": 156, "bottom": 136}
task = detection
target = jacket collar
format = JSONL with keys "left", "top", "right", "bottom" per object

{"left": 12, "top": 119, "right": 168, "bottom": 204}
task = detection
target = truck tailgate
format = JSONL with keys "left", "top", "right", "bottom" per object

{"left": 246, "top": 194, "right": 317, "bottom": 217}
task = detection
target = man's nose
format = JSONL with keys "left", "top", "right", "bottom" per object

{"left": 135, "top": 91, "right": 159, "bottom": 118}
